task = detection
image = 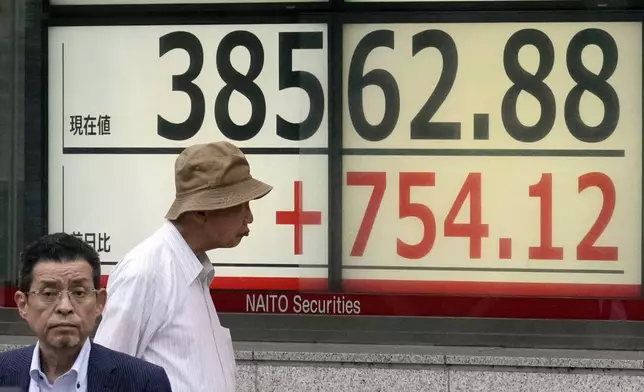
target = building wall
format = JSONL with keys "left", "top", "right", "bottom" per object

{"left": 2, "top": 339, "right": 644, "bottom": 392}
{"left": 0, "top": 0, "right": 15, "bottom": 285}
{"left": 0, "top": 0, "right": 41, "bottom": 291}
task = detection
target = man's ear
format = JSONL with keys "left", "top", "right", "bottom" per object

{"left": 95, "top": 288, "right": 107, "bottom": 316}
{"left": 14, "top": 291, "right": 29, "bottom": 320}
{"left": 194, "top": 210, "right": 209, "bottom": 224}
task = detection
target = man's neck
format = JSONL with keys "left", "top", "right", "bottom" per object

{"left": 172, "top": 220, "right": 215, "bottom": 254}
{"left": 39, "top": 341, "right": 83, "bottom": 383}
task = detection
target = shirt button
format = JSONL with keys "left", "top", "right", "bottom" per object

{"left": 77, "top": 382, "right": 81, "bottom": 388}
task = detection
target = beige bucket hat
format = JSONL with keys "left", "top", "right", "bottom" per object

{"left": 165, "top": 141, "right": 273, "bottom": 220}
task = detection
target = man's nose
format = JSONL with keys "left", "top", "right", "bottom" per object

{"left": 246, "top": 204, "right": 254, "bottom": 224}
{"left": 55, "top": 292, "right": 74, "bottom": 315}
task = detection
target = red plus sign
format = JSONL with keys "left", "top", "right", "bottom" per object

{"left": 276, "top": 181, "right": 322, "bottom": 255}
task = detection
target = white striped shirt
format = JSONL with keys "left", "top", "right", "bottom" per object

{"left": 93, "top": 221, "right": 236, "bottom": 392}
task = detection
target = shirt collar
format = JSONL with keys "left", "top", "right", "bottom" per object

{"left": 163, "top": 220, "right": 215, "bottom": 286}
{"left": 30, "top": 337, "right": 91, "bottom": 388}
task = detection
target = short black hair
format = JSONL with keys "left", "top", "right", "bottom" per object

{"left": 19, "top": 232, "right": 101, "bottom": 292}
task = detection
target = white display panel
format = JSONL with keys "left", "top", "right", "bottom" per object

{"left": 342, "top": 22, "right": 642, "bottom": 294}
{"left": 48, "top": 24, "right": 329, "bottom": 283}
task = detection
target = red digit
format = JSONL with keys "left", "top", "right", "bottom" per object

{"left": 577, "top": 172, "right": 617, "bottom": 261}
{"left": 347, "top": 172, "right": 386, "bottom": 256}
{"left": 398, "top": 172, "right": 436, "bottom": 259}
{"left": 529, "top": 173, "right": 563, "bottom": 260}
{"left": 444, "top": 173, "right": 489, "bottom": 258}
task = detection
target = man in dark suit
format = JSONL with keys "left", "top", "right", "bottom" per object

{"left": 0, "top": 233, "right": 172, "bottom": 391}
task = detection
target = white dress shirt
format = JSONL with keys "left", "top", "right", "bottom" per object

{"left": 93, "top": 221, "right": 236, "bottom": 392}
{"left": 29, "top": 337, "right": 90, "bottom": 392}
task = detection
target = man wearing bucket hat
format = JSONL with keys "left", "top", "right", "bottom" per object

{"left": 94, "top": 141, "right": 272, "bottom": 392}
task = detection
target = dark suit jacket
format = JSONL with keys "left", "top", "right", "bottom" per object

{"left": 0, "top": 340, "right": 172, "bottom": 391}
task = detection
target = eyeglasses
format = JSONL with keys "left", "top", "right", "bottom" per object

{"left": 27, "top": 288, "right": 98, "bottom": 305}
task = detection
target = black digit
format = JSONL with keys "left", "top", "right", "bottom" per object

{"left": 215, "top": 31, "right": 266, "bottom": 141}
{"left": 502, "top": 29, "right": 556, "bottom": 143}
{"left": 348, "top": 30, "right": 400, "bottom": 142}
{"left": 277, "top": 32, "right": 325, "bottom": 141}
{"left": 158, "top": 31, "right": 205, "bottom": 141}
{"left": 565, "top": 29, "right": 619, "bottom": 143}
{"left": 411, "top": 29, "right": 460, "bottom": 140}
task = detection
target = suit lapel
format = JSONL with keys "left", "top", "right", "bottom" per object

{"left": 20, "top": 372, "right": 30, "bottom": 392}
{"left": 86, "top": 342, "right": 117, "bottom": 392}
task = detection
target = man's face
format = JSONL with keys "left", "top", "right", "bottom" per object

{"left": 14, "top": 260, "right": 106, "bottom": 351}
{"left": 205, "top": 201, "right": 254, "bottom": 248}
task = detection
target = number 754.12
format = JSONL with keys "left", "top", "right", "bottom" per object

{"left": 346, "top": 171, "right": 617, "bottom": 261}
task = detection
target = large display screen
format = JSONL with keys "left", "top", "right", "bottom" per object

{"left": 48, "top": 19, "right": 643, "bottom": 316}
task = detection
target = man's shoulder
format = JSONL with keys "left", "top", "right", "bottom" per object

{"left": 90, "top": 342, "right": 165, "bottom": 374}
{"left": 0, "top": 345, "right": 34, "bottom": 374}
{"left": 112, "top": 228, "right": 173, "bottom": 275}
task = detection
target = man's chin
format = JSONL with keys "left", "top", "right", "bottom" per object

{"left": 233, "top": 233, "right": 248, "bottom": 243}
{"left": 48, "top": 333, "right": 81, "bottom": 349}
{"left": 228, "top": 238, "right": 244, "bottom": 247}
